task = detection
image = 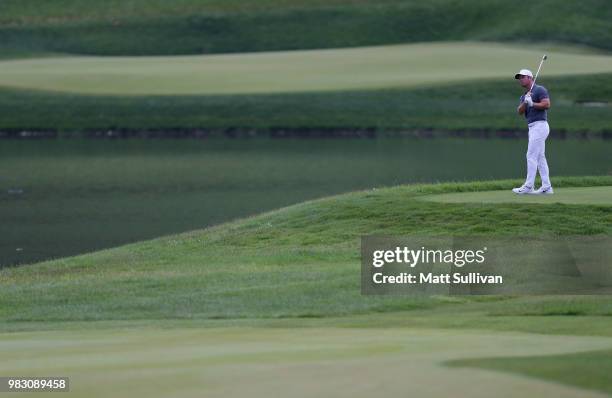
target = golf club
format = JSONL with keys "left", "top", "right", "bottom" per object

{"left": 530, "top": 54, "right": 548, "bottom": 92}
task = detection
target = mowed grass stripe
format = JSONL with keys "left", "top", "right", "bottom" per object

{"left": 1, "top": 328, "right": 611, "bottom": 398}
{"left": 420, "top": 186, "right": 612, "bottom": 206}
{"left": 1, "top": 42, "right": 612, "bottom": 95}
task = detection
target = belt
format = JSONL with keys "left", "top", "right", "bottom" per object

{"left": 528, "top": 120, "right": 548, "bottom": 127}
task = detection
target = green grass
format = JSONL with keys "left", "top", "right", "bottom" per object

{"left": 0, "top": 0, "right": 611, "bottom": 57}
{"left": 1, "top": 42, "right": 611, "bottom": 95}
{"left": 2, "top": 175, "right": 612, "bottom": 396}
{"left": 449, "top": 349, "right": 612, "bottom": 396}
{"left": 2, "top": 327, "right": 612, "bottom": 398}
{"left": 422, "top": 186, "right": 612, "bottom": 205}
{"left": 1, "top": 73, "right": 611, "bottom": 132}
{"left": 1, "top": 176, "right": 610, "bottom": 324}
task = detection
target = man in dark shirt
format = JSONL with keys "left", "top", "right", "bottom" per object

{"left": 513, "top": 68, "right": 553, "bottom": 195}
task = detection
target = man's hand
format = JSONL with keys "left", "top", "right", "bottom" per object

{"left": 524, "top": 93, "right": 533, "bottom": 107}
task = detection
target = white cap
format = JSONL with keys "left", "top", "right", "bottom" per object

{"left": 515, "top": 69, "right": 533, "bottom": 79}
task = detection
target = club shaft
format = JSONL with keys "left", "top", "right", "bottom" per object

{"left": 530, "top": 56, "right": 546, "bottom": 91}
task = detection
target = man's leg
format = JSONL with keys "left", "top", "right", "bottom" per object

{"left": 537, "top": 140, "right": 551, "bottom": 188}
{"left": 514, "top": 138, "right": 539, "bottom": 193}
{"left": 524, "top": 138, "right": 542, "bottom": 188}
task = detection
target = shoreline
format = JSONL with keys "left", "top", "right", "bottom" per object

{"left": 1, "top": 128, "right": 611, "bottom": 140}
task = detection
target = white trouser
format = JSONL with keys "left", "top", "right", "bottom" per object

{"left": 524, "top": 120, "right": 551, "bottom": 188}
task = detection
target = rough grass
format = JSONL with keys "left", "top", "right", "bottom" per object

{"left": 1, "top": 73, "right": 611, "bottom": 132}
{"left": 1, "top": 176, "right": 610, "bottom": 325}
{"left": 0, "top": 0, "right": 611, "bottom": 56}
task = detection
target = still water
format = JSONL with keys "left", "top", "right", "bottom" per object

{"left": 1, "top": 138, "right": 610, "bottom": 266}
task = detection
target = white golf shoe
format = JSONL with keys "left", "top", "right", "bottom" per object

{"left": 531, "top": 186, "right": 554, "bottom": 195}
{"left": 512, "top": 185, "right": 534, "bottom": 194}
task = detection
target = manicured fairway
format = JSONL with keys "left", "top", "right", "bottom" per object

{"left": 1, "top": 42, "right": 611, "bottom": 95}
{"left": 420, "top": 186, "right": 612, "bottom": 206}
{"left": 1, "top": 327, "right": 611, "bottom": 398}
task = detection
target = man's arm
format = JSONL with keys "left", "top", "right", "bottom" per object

{"left": 532, "top": 97, "right": 551, "bottom": 110}
{"left": 518, "top": 94, "right": 550, "bottom": 114}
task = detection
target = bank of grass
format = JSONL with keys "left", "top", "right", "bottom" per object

{"left": 1, "top": 74, "right": 611, "bottom": 133}
{"left": 0, "top": 0, "right": 611, "bottom": 57}
{"left": 1, "top": 176, "right": 610, "bottom": 326}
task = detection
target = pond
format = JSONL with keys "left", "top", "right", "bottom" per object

{"left": 1, "top": 137, "right": 610, "bottom": 267}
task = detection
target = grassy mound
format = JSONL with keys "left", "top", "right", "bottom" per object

{"left": 0, "top": 0, "right": 611, "bottom": 57}
{"left": 1, "top": 176, "right": 610, "bottom": 325}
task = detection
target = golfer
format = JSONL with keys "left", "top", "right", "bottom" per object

{"left": 512, "top": 69, "right": 553, "bottom": 195}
